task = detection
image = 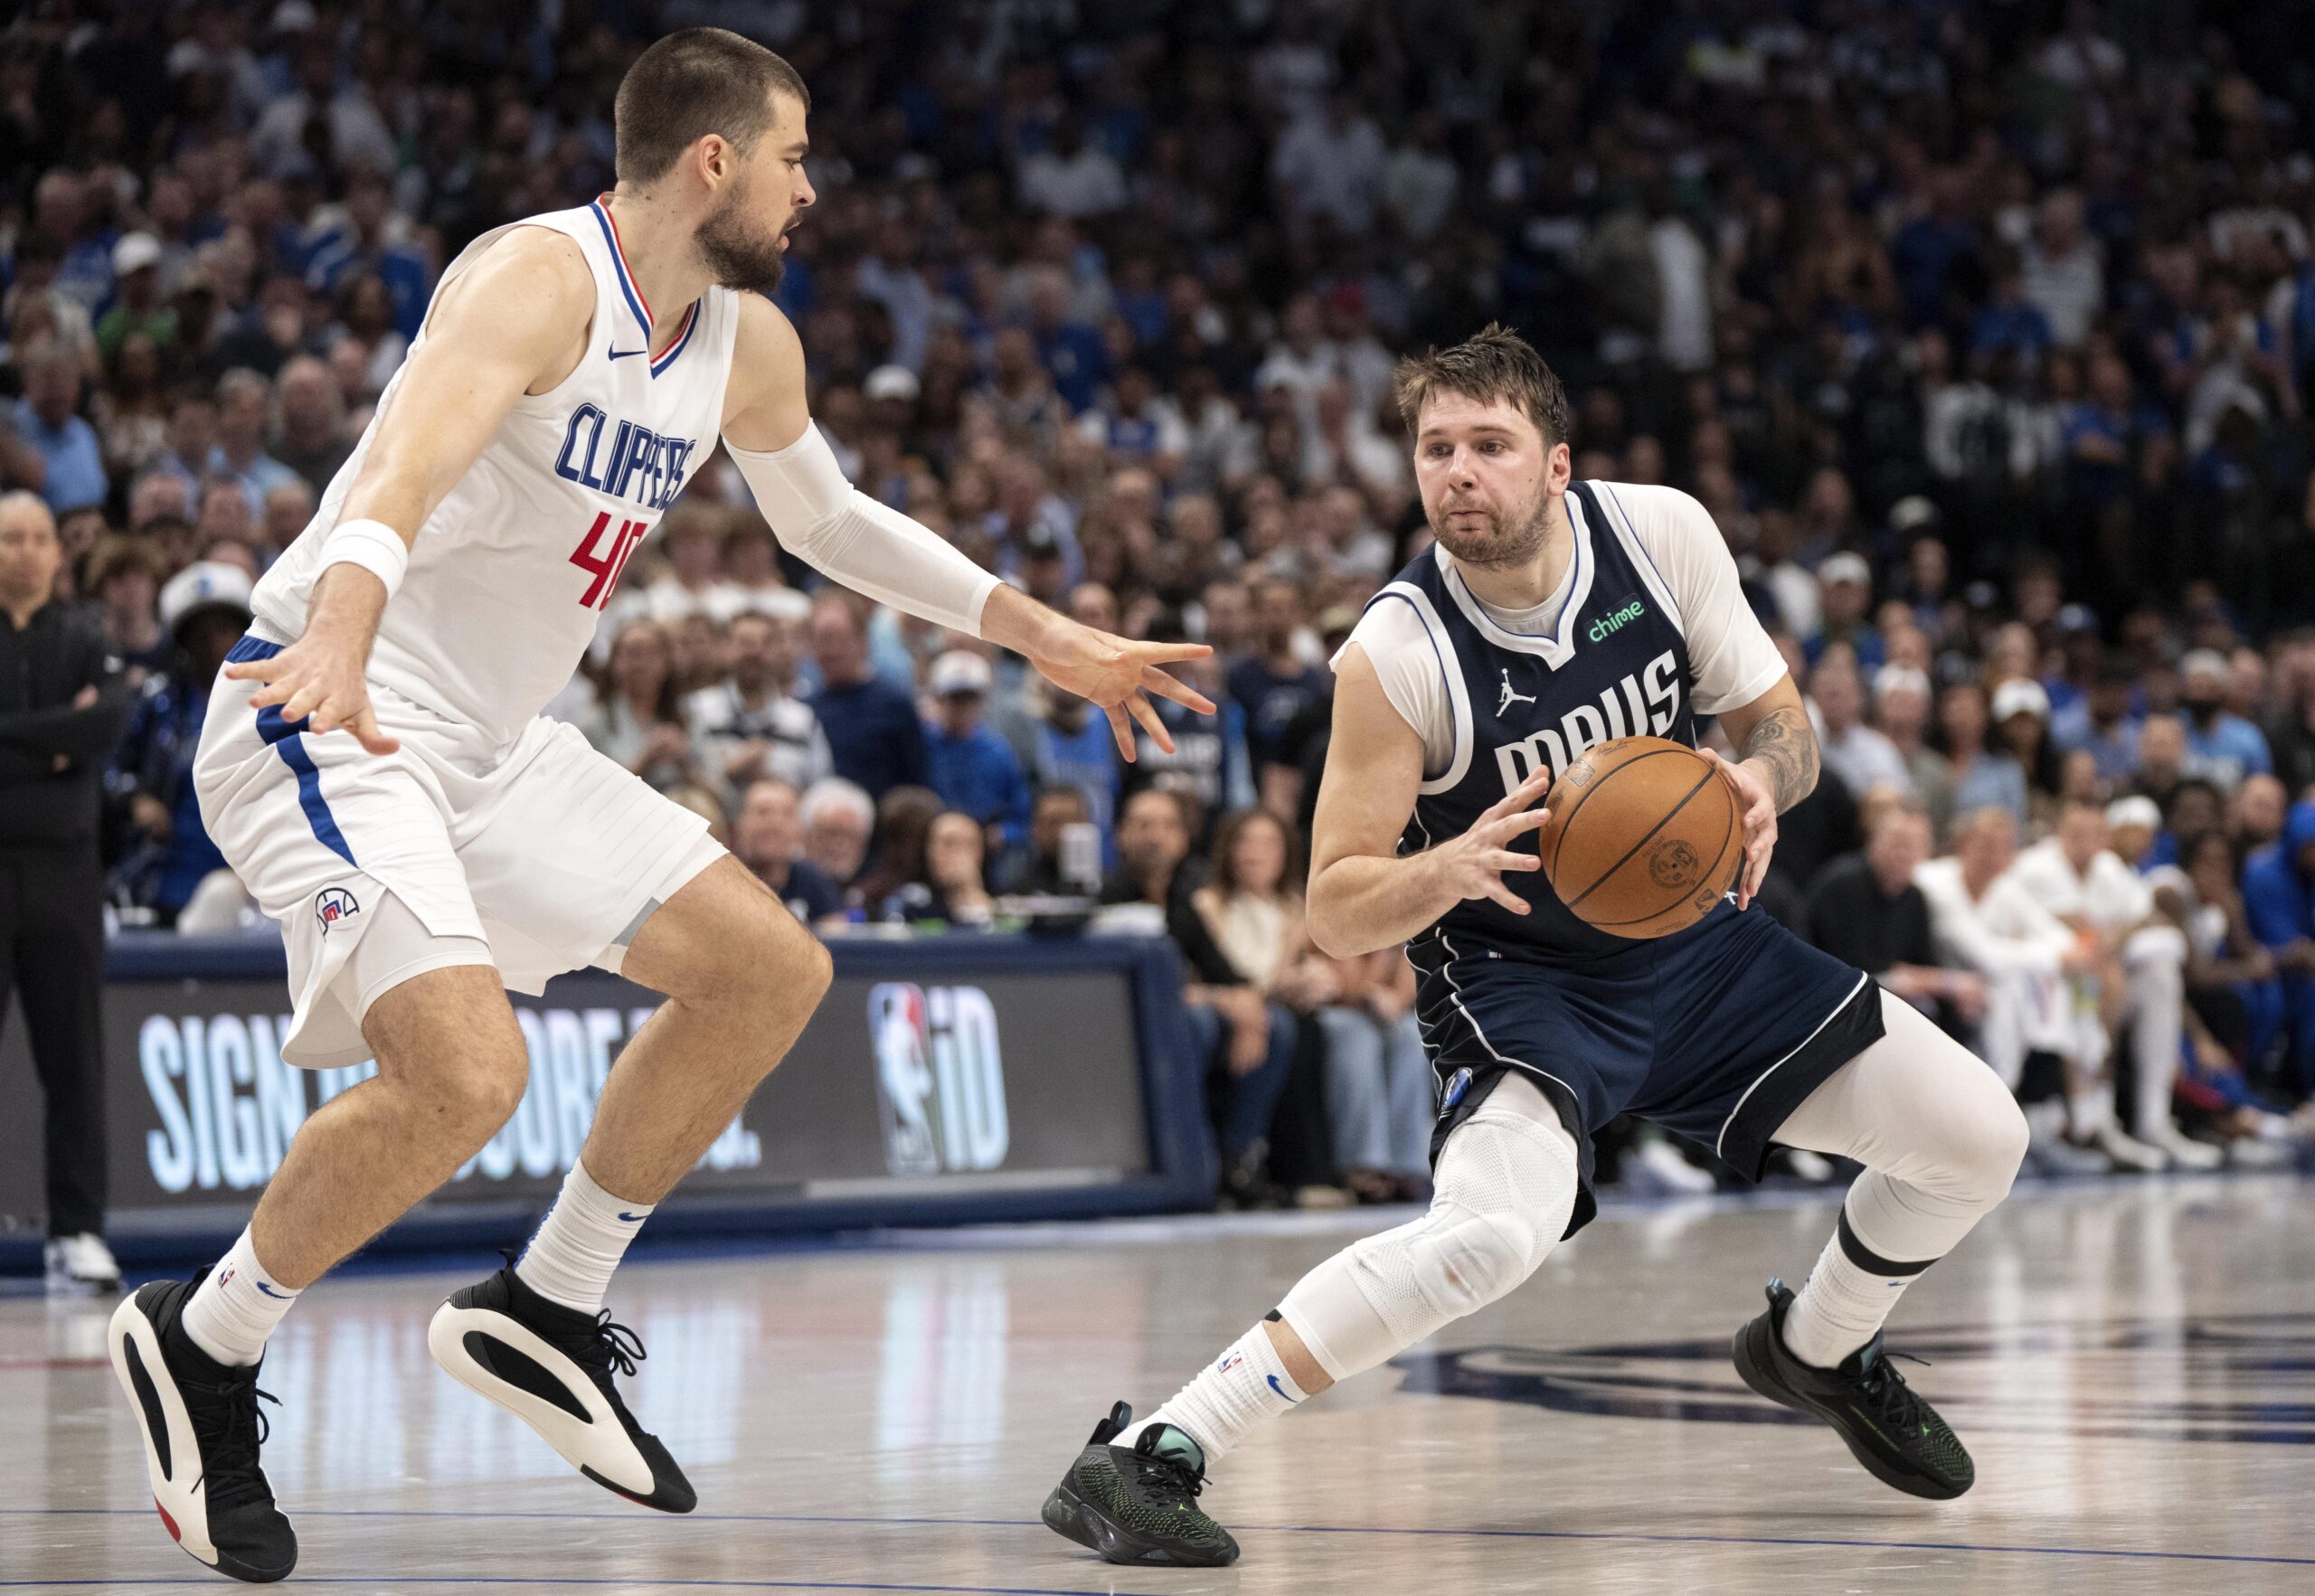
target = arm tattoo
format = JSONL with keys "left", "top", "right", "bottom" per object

{"left": 1738, "top": 705, "right": 1819, "bottom": 814}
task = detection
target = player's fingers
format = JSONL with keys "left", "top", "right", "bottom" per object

{"left": 352, "top": 706, "right": 400, "bottom": 756}
{"left": 1482, "top": 880, "right": 1530, "bottom": 914}
{"left": 221, "top": 659, "right": 278, "bottom": 683}
{"left": 1129, "top": 641, "right": 1213, "bottom": 665}
{"left": 279, "top": 685, "right": 325, "bottom": 725}
{"left": 1480, "top": 768, "right": 1552, "bottom": 821}
{"left": 1497, "top": 806, "right": 1554, "bottom": 837}
{"left": 1126, "top": 690, "right": 1175, "bottom": 754}
{"left": 1140, "top": 665, "right": 1215, "bottom": 715}
{"left": 1104, "top": 702, "right": 1138, "bottom": 762}
{"left": 1486, "top": 849, "right": 1542, "bottom": 873}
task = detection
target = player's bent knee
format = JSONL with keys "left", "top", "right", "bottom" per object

{"left": 1407, "top": 1203, "right": 1542, "bottom": 1317}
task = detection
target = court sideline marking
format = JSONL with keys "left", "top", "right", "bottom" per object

{"left": 5, "top": 1506, "right": 2310, "bottom": 1570}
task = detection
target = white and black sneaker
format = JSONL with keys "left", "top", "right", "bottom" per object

{"left": 46, "top": 1232, "right": 123, "bottom": 1294}
{"left": 428, "top": 1261, "right": 695, "bottom": 1513}
{"left": 108, "top": 1274, "right": 298, "bottom": 1582}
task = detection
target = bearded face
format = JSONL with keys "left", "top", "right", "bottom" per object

{"left": 695, "top": 169, "right": 789, "bottom": 297}
{"left": 1427, "top": 474, "right": 1554, "bottom": 570}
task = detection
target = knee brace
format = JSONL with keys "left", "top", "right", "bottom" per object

{"left": 1280, "top": 1083, "right": 1578, "bottom": 1381}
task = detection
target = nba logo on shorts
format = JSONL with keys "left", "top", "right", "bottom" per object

{"left": 314, "top": 886, "right": 361, "bottom": 932}
{"left": 1442, "top": 1067, "right": 1474, "bottom": 1110}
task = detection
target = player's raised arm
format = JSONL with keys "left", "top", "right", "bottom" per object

{"left": 222, "top": 229, "right": 598, "bottom": 752}
{"left": 1304, "top": 642, "right": 1552, "bottom": 959}
{"left": 719, "top": 295, "right": 1211, "bottom": 762}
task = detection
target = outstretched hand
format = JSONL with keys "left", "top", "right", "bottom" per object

{"left": 1435, "top": 767, "right": 1554, "bottom": 913}
{"left": 1025, "top": 620, "right": 1216, "bottom": 760}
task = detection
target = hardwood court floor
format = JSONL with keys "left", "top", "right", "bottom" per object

{"left": 5, "top": 1176, "right": 2313, "bottom": 1594}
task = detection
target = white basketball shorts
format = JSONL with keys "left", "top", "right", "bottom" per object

{"left": 193, "top": 633, "right": 725, "bottom": 1069}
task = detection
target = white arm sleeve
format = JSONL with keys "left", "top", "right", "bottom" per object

{"left": 1600, "top": 482, "right": 1789, "bottom": 715}
{"left": 1330, "top": 594, "right": 1453, "bottom": 777}
{"left": 727, "top": 422, "right": 1001, "bottom": 637}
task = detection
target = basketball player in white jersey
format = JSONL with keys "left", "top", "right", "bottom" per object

{"left": 107, "top": 31, "right": 1211, "bottom": 1584}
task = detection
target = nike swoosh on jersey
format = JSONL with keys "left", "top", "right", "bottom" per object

{"left": 608, "top": 346, "right": 648, "bottom": 361}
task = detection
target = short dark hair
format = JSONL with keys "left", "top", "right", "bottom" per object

{"left": 1392, "top": 322, "right": 1570, "bottom": 448}
{"left": 614, "top": 28, "right": 809, "bottom": 184}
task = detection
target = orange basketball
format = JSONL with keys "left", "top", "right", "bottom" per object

{"left": 1535, "top": 735, "right": 1743, "bottom": 940}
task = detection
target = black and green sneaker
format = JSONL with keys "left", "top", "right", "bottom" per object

{"left": 1732, "top": 1280, "right": 1974, "bottom": 1500}
{"left": 1041, "top": 1402, "right": 1241, "bottom": 1567}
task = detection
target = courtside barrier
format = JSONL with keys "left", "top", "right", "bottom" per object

{"left": 0, "top": 930, "right": 1217, "bottom": 1270}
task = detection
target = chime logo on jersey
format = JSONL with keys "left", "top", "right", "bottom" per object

{"left": 1491, "top": 648, "right": 1683, "bottom": 792}
{"left": 314, "top": 886, "right": 360, "bottom": 932}
{"left": 553, "top": 403, "right": 698, "bottom": 511}
{"left": 870, "top": 984, "right": 1011, "bottom": 1177}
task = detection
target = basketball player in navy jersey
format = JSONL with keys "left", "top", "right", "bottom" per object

{"left": 1044, "top": 327, "right": 2031, "bottom": 1567}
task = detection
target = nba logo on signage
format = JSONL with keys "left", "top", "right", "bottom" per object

{"left": 869, "top": 984, "right": 1009, "bottom": 1177}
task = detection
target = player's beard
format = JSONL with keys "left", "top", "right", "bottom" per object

{"left": 695, "top": 180, "right": 788, "bottom": 297}
{"left": 1428, "top": 481, "right": 1554, "bottom": 570}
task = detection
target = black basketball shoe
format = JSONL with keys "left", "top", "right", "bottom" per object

{"left": 1041, "top": 1402, "right": 1241, "bottom": 1567}
{"left": 108, "top": 1274, "right": 298, "bottom": 1582}
{"left": 427, "top": 1261, "right": 695, "bottom": 1513}
{"left": 1732, "top": 1280, "right": 1975, "bottom": 1500}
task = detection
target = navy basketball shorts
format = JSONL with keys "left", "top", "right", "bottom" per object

{"left": 1413, "top": 905, "right": 1883, "bottom": 1236}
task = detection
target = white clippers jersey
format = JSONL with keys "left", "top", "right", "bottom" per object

{"left": 252, "top": 196, "right": 742, "bottom": 763}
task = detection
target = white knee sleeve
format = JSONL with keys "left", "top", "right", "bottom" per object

{"left": 1280, "top": 1075, "right": 1578, "bottom": 1382}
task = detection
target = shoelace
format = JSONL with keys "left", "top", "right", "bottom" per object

{"left": 183, "top": 1377, "right": 280, "bottom": 1509}
{"left": 584, "top": 1313, "right": 648, "bottom": 1381}
{"left": 1857, "top": 1349, "right": 1934, "bottom": 1431}
{"left": 1131, "top": 1450, "right": 1205, "bottom": 1506}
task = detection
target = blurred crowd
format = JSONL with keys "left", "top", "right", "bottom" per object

{"left": 9, "top": 0, "right": 2315, "bottom": 1204}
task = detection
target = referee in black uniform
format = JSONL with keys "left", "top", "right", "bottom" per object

{"left": 0, "top": 491, "right": 130, "bottom": 1291}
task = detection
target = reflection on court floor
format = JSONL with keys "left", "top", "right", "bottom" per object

{"left": 6, "top": 1177, "right": 2313, "bottom": 1594}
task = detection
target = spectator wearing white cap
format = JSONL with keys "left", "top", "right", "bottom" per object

{"left": 2177, "top": 647, "right": 2272, "bottom": 793}
{"left": 1804, "top": 551, "right": 1884, "bottom": 670}
{"left": 922, "top": 648, "right": 1033, "bottom": 855}
{"left": 95, "top": 234, "right": 176, "bottom": 364}
{"left": 110, "top": 562, "right": 255, "bottom": 923}
{"left": 2008, "top": 798, "right": 2220, "bottom": 1168}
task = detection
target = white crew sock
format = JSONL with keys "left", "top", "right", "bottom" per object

{"left": 515, "top": 1160, "right": 652, "bottom": 1316}
{"left": 1122, "top": 1321, "right": 1313, "bottom": 1463}
{"left": 181, "top": 1228, "right": 301, "bottom": 1367}
{"left": 1781, "top": 1207, "right": 1933, "bottom": 1369}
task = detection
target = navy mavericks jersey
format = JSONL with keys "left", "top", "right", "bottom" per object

{"left": 1371, "top": 479, "right": 1732, "bottom": 963}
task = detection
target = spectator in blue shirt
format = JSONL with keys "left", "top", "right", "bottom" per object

{"left": 207, "top": 368, "right": 301, "bottom": 510}
{"left": 1969, "top": 259, "right": 2055, "bottom": 372}
{"left": 2240, "top": 799, "right": 2315, "bottom": 1099}
{"left": 730, "top": 777, "right": 846, "bottom": 927}
{"left": 2178, "top": 648, "right": 2272, "bottom": 792}
{"left": 806, "top": 592, "right": 927, "bottom": 799}
{"left": 1026, "top": 265, "right": 1110, "bottom": 412}
{"left": 109, "top": 562, "right": 252, "bottom": 922}
{"left": 922, "top": 648, "right": 1033, "bottom": 851}
{"left": 11, "top": 347, "right": 108, "bottom": 515}
{"left": 301, "top": 170, "right": 433, "bottom": 343}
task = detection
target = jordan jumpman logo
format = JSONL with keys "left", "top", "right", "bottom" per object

{"left": 1498, "top": 668, "right": 1537, "bottom": 715}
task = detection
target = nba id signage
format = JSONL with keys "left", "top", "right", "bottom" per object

{"left": 0, "top": 937, "right": 1188, "bottom": 1254}
{"left": 871, "top": 984, "right": 1010, "bottom": 1177}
